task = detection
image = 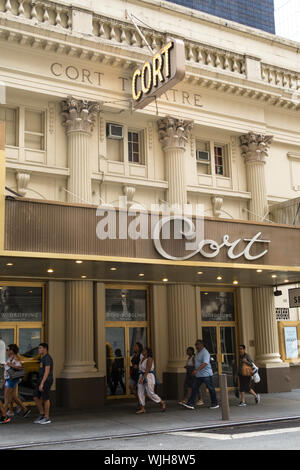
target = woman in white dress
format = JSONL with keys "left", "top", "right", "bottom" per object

{"left": 136, "top": 347, "right": 166, "bottom": 414}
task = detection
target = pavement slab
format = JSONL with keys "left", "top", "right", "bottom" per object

{"left": 1, "top": 391, "right": 300, "bottom": 449}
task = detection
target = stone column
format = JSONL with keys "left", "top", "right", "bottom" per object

{"left": 251, "top": 287, "right": 290, "bottom": 393}
{"left": 59, "top": 281, "right": 103, "bottom": 409}
{"left": 240, "top": 133, "right": 290, "bottom": 392}
{"left": 157, "top": 117, "right": 195, "bottom": 399}
{"left": 240, "top": 132, "right": 273, "bottom": 221}
{"left": 62, "top": 281, "right": 97, "bottom": 377}
{"left": 61, "top": 96, "right": 100, "bottom": 204}
{"left": 157, "top": 116, "right": 193, "bottom": 206}
{"left": 252, "top": 288, "right": 282, "bottom": 366}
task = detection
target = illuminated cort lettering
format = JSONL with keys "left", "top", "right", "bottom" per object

{"left": 132, "top": 38, "right": 185, "bottom": 109}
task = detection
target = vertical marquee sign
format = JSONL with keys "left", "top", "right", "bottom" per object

{"left": 132, "top": 38, "right": 185, "bottom": 109}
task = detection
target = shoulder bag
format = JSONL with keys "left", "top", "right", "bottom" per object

{"left": 7, "top": 367, "right": 25, "bottom": 380}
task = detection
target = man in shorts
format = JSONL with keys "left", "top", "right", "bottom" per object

{"left": 33, "top": 343, "right": 53, "bottom": 425}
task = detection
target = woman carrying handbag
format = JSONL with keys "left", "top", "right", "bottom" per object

{"left": 3, "top": 344, "right": 31, "bottom": 418}
{"left": 237, "top": 344, "right": 260, "bottom": 407}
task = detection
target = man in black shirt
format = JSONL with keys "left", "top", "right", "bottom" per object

{"left": 33, "top": 343, "right": 53, "bottom": 425}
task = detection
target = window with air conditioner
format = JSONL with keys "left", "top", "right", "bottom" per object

{"left": 106, "top": 123, "right": 124, "bottom": 140}
{"left": 196, "top": 140, "right": 211, "bottom": 175}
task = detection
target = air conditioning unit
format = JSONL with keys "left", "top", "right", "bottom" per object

{"left": 196, "top": 150, "right": 210, "bottom": 162}
{"left": 106, "top": 123, "right": 124, "bottom": 140}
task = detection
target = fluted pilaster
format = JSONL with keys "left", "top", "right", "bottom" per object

{"left": 158, "top": 116, "right": 193, "bottom": 206}
{"left": 252, "top": 287, "right": 282, "bottom": 366}
{"left": 62, "top": 281, "right": 98, "bottom": 378}
{"left": 167, "top": 284, "right": 197, "bottom": 371}
{"left": 61, "top": 96, "right": 100, "bottom": 204}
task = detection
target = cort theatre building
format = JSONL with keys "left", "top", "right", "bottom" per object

{"left": 0, "top": 0, "right": 300, "bottom": 409}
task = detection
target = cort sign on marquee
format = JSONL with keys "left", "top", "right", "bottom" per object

{"left": 132, "top": 38, "right": 185, "bottom": 109}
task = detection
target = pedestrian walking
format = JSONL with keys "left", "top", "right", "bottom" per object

{"left": 237, "top": 344, "right": 260, "bottom": 407}
{"left": 33, "top": 343, "right": 53, "bottom": 424}
{"left": 178, "top": 347, "right": 205, "bottom": 406}
{"left": 111, "top": 348, "right": 126, "bottom": 395}
{"left": 0, "top": 400, "right": 10, "bottom": 424}
{"left": 130, "top": 342, "right": 143, "bottom": 403}
{"left": 3, "top": 344, "right": 31, "bottom": 419}
{"left": 182, "top": 339, "right": 219, "bottom": 410}
{"left": 136, "top": 347, "right": 166, "bottom": 414}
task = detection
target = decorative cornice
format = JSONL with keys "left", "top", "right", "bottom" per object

{"left": 61, "top": 96, "right": 101, "bottom": 134}
{"left": 240, "top": 132, "right": 274, "bottom": 164}
{"left": 1, "top": 5, "right": 300, "bottom": 110}
{"left": 157, "top": 116, "right": 193, "bottom": 151}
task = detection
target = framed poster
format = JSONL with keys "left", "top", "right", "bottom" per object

{"left": 278, "top": 321, "right": 300, "bottom": 362}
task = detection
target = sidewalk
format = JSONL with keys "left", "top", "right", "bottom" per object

{"left": 1, "top": 390, "right": 300, "bottom": 449}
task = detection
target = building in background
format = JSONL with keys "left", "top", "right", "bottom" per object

{"left": 165, "top": 0, "right": 275, "bottom": 33}
{"left": 275, "top": 0, "right": 300, "bottom": 42}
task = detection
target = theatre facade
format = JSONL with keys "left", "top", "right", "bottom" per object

{"left": 0, "top": 0, "right": 300, "bottom": 408}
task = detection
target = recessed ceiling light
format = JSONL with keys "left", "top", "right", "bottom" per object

{"left": 271, "top": 274, "right": 277, "bottom": 278}
{"left": 197, "top": 271, "right": 203, "bottom": 275}
{"left": 47, "top": 269, "right": 54, "bottom": 273}
{"left": 6, "top": 263, "right": 13, "bottom": 266}
{"left": 217, "top": 276, "right": 222, "bottom": 280}
{"left": 162, "top": 278, "right": 168, "bottom": 282}
{"left": 284, "top": 279, "right": 289, "bottom": 283}
{"left": 204, "top": 292, "right": 208, "bottom": 295}
{"left": 256, "top": 269, "right": 263, "bottom": 273}
{"left": 138, "top": 273, "right": 145, "bottom": 277}
{"left": 76, "top": 260, "right": 83, "bottom": 264}
{"left": 81, "top": 275, "right": 87, "bottom": 279}
{"left": 233, "top": 280, "right": 239, "bottom": 285}
{"left": 110, "top": 267, "right": 117, "bottom": 271}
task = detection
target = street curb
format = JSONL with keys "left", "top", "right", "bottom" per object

{"left": 1, "top": 415, "right": 300, "bottom": 449}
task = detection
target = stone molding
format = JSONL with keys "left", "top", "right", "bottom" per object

{"left": 157, "top": 116, "right": 193, "bottom": 151}
{"left": 61, "top": 96, "right": 100, "bottom": 134}
{"left": 240, "top": 132, "right": 274, "bottom": 164}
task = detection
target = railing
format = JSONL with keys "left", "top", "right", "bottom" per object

{"left": 0, "top": 0, "right": 72, "bottom": 29}
{"left": 270, "top": 197, "right": 300, "bottom": 226}
{"left": 261, "top": 64, "right": 300, "bottom": 91}
{"left": 93, "top": 15, "right": 246, "bottom": 75}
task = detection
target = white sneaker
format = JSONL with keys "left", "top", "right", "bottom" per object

{"left": 182, "top": 403, "right": 195, "bottom": 410}
{"left": 34, "top": 415, "right": 44, "bottom": 424}
{"left": 238, "top": 402, "right": 247, "bottom": 407}
{"left": 209, "top": 404, "right": 220, "bottom": 409}
{"left": 255, "top": 394, "right": 261, "bottom": 404}
{"left": 39, "top": 417, "right": 51, "bottom": 425}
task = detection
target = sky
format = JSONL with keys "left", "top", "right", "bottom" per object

{"left": 274, "top": 0, "right": 300, "bottom": 42}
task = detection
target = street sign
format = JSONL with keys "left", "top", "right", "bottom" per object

{"left": 289, "top": 288, "right": 300, "bottom": 308}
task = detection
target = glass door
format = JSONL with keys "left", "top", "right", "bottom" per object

{"left": 106, "top": 327, "right": 126, "bottom": 396}
{"left": 105, "top": 286, "right": 150, "bottom": 399}
{"left": 17, "top": 326, "right": 42, "bottom": 402}
{"left": 220, "top": 326, "right": 237, "bottom": 387}
{"left": 202, "top": 326, "right": 219, "bottom": 388}
{"left": 200, "top": 290, "right": 238, "bottom": 389}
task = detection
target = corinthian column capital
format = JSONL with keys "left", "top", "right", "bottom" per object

{"left": 157, "top": 116, "right": 193, "bottom": 151}
{"left": 61, "top": 96, "right": 101, "bottom": 134}
{"left": 240, "top": 132, "right": 273, "bottom": 163}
